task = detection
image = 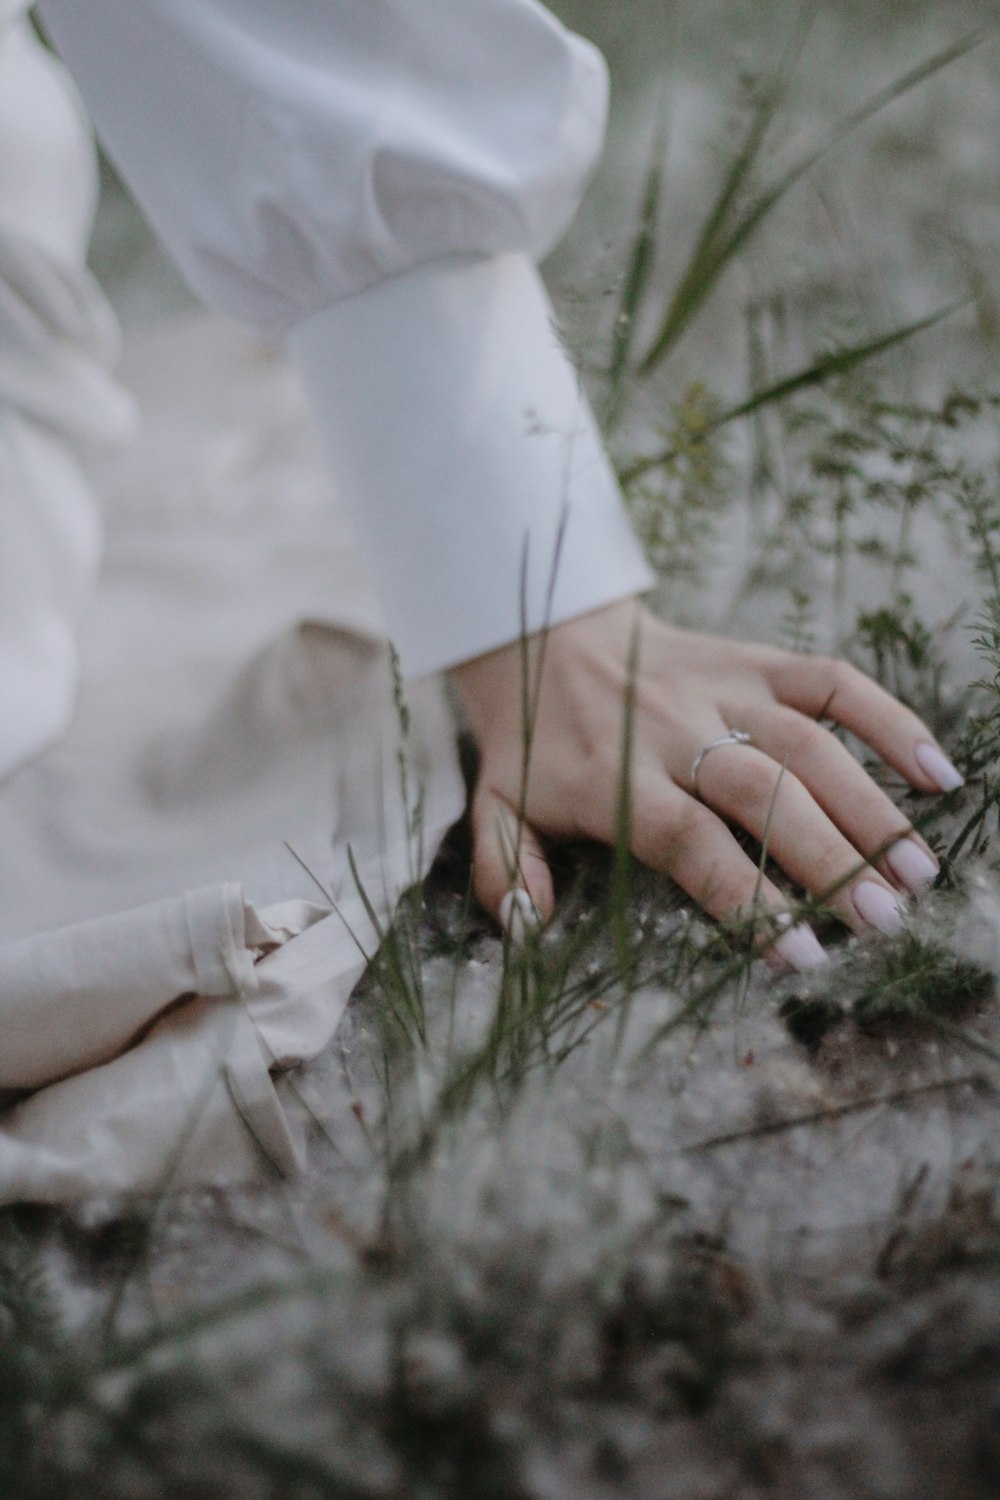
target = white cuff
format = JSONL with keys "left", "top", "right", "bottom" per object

{"left": 288, "top": 253, "right": 653, "bottom": 678}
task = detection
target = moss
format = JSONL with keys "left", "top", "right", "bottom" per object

{"left": 852, "top": 933, "right": 995, "bottom": 1025}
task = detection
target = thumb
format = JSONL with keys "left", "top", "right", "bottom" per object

{"left": 471, "top": 785, "right": 555, "bottom": 941}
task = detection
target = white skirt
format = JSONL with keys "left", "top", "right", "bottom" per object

{"left": 0, "top": 17, "right": 464, "bottom": 1201}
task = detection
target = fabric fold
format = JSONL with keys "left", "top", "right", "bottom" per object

{"left": 0, "top": 992, "right": 303, "bottom": 1201}
{"left": 0, "top": 884, "right": 247, "bottom": 1090}
{"left": 0, "top": 313, "right": 466, "bottom": 1203}
{"left": 289, "top": 253, "right": 653, "bottom": 678}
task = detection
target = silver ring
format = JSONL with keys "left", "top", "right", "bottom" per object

{"left": 690, "top": 729, "right": 753, "bottom": 798}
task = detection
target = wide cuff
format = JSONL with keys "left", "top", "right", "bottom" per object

{"left": 287, "top": 253, "right": 653, "bottom": 678}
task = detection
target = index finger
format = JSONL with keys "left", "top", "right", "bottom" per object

{"left": 761, "top": 654, "right": 964, "bottom": 796}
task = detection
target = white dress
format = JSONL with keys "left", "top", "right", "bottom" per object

{"left": 0, "top": 4, "right": 651, "bottom": 1199}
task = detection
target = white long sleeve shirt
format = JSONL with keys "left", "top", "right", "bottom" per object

{"left": 37, "top": 0, "right": 653, "bottom": 676}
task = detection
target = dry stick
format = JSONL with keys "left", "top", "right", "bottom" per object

{"left": 676, "top": 1073, "right": 991, "bottom": 1155}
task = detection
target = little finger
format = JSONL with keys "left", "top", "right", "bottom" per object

{"left": 763, "top": 655, "right": 964, "bottom": 795}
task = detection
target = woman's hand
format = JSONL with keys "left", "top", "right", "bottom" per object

{"left": 448, "top": 598, "right": 963, "bottom": 968}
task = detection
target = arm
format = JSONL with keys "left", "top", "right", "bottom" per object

{"left": 39, "top": 0, "right": 960, "bottom": 964}
{"left": 37, "top": 0, "right": 652, "bottom": 675}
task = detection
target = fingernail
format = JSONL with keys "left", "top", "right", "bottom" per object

{"left": 852, "top": 880, "right": 906, "bottom": 935}
{"left": 500, "top": 888, "right": 540, "bottom": 945}
{"left": 772, "top": 921, "right": 829, "bottom": 971}
{"left": 915, "top": 742, "right": 964, "bottom": 793}
{"left": 886, "top": 838, "right": 939, "bottom": 893}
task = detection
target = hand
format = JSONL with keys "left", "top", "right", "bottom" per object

{"left": 448, "top": 598, "right": 962, "bottom": 968}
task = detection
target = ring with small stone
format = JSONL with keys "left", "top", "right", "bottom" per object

{"left": 690, "top": 729, "right": 753, "bottom": 799}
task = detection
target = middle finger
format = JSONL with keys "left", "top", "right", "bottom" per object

{"left": 690, "top": 742, "right": 908, "bottom": 935}
{"left": 731, "top": 703, "right": 939, "bottom": 893}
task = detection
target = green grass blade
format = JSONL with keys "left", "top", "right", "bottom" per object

{"left": 638, "top": 28, "right": 987, "bottom": 377}
{"left": 610, "top": 615, "right": 640, "bottom": 994}
{"left": 635, "top": 9, "right": 818, "bottom": 375}
{"left": 636, "top": 86, "right": 787, "bottom": 376}
{"left": 622, "top": 298, "right": 969, "bottom": 487}
{"left": 604, "top": 110, "right": 669, "bottom": 428}
{"left": 346, "top": 843, "right": 426, "bottom": 1042}
{"left": 690, "top": 32, "right": 987, "bottom": 338}
{"left": 821, "top": 26, "right": 989, "bottom": 161}
{"left": 713, "top": 297, "right": 970, "bottom": 427}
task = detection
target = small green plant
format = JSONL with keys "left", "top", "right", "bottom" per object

{"left": 850, "top": 930, "right": 995, "bottom": 1025}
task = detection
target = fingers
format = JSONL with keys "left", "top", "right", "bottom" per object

{"left": 471, "top": 785, "right": 554, "bottom": 940}
{"left": 692, "top": 742, "right": 907, "bottom": 935}
{"left": 737, "top": 705, "right": 939, "bottom": 893}
{"left": 762, "top": 655, "right": 964, "bottom": 795}
{"left": 609, "top": 780, "right": 828, "bottom": 970}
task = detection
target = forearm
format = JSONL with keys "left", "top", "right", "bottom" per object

{"left": 39, "top": 0, "right": 651, "bottom": 673}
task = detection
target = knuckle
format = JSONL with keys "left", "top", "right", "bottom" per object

{"left": 634, "top": 795, "right": 701, "bottom": 861}
{"left": 828, "top": 657, "right": 862, "bottom": 696}
{"left": 570, "top": 743, "right": 618, "bottom": 800}
{"left": 688, "top": 855, "right": 752, "bottom": 916}
{"left": 785, "top": 716, "right": 827, "bottom": 762}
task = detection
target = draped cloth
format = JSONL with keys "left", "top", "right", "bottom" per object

{"left": 0, "top": 17, "right": 465, "bottom": 1200}
{"left": 0, "top": 309, "right": 465, "bottom": 1203}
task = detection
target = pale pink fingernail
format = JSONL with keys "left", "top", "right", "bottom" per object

{"left": 886, "top": 838, "right": 939, "bottom": 893}
{"left": 773, "top": 922, "right": 829, "bottom": 971}
{"left": 915, "top": 742, "right": 964, "bottom": 793}
{"left": 852, "top": 880, "right": 906, "bottom": 935}
{"left": 500, "top": 888, "right": 539, "bottom": 945}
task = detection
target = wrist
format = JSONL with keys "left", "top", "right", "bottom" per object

{"left": 449, "top": 595, "right": 645, "bottom": 735}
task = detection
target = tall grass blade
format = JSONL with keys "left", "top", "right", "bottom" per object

{"left": 346, "top": 844, "right": 425, "bottom": 1043}
{"left": 622, "top": 298, "right": 969, "bottom": 486}
{"left": 714, "top": 297, "right": 969, "bottom": 426}
{"left": 636, "top": 30, "right": 803, "bottom": 377}
{"left": 638, "top": 29, "right": 986, "bottom": 376}
{"left": 605, "top": 110, "right": 669, "bottom": 428}
{"left": 610, "top": 614, "right": 640, "bottom": 998}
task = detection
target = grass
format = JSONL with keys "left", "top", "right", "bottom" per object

{"left": 8, "top": 6, "right": 1000, "bottom": 1497}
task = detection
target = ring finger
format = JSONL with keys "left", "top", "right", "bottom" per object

{"left": 625, "top": 777, "right": 827, "bottom": 969}
{"left": 689, "top": 742, "right": 907, "bottom": 935}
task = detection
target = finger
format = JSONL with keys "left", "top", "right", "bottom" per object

{"left": 471, "top": 785, "right": 554, "bottom": 940}
{"left": 761, "top": 655, "right": 964, "bottom": 795}
{"left": 736, "top": 705, "right": 939, "bottom": 894}
{"left": 694, "top": 743, "right": 907, "bottom": 936}
{"left": 621, "top": 780, "right": 828, "bottom": 970}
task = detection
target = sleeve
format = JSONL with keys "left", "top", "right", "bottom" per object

{"left": 37, "top": 0, "right": 653, "bottom": 677}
